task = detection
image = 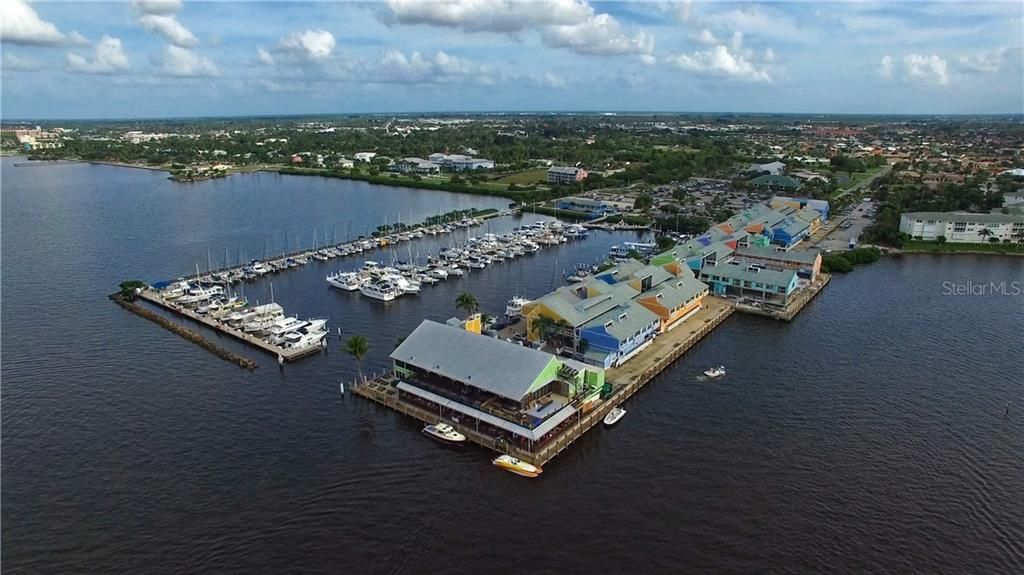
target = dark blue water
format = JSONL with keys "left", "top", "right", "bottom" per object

{"left": 3, "top": 157, "right": 1023, "bottom": 574}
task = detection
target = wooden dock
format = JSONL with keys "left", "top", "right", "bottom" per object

{"left": 137, "top": 289, "right": 323, "bottom": 362}
{"left": 733, "top": 273, "right": 831, "bottom": 321}
{"left": 352, "top": 297, "right": 736, "bottom": 467}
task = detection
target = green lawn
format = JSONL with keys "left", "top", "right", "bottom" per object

{"left": 494, "top": 168, "right": 549, "bottom": 185}
{"left": 903, "top": 241, "right": 1024, "bottom": 254}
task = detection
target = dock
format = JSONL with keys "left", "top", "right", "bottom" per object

{"left": 352, "top": 296, "right": 736, "bottom": 467}
{"left": 136, "top": 289, "right": 322, "bottom": 362}
{"left": 733, "top": 273, "right": 831, "bottom": 321}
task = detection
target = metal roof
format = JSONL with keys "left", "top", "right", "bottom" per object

{"left": 735, "top": 245, "right": 821, "bottom": 265}
{"left": 902, "top": 211, "right": 1024, "bottom": 224}
{"left": 700, "top": 261, "right": 797, "bottom": 288}
{"left": 396, "top": 381, "right": 578, "bottom": 442}
{"left": 639, "top": 274, "right": 709, "bottom": 309}
{"left": 391, "top": 320, "right": 557, "bottom": 401}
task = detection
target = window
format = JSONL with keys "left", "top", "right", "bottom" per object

{"left": 619, "top": 313, "right": 627, "bottom": 320}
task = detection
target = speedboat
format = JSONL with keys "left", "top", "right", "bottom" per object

{"left": 422, "top": 422, "right": 466, "bottom": 446}
{"left": 326, "top": 271, "right": 366, "bottom": 291}
{"left": 360, "top": 278, "right": 402, "bottom": 301}
{"left": 704, "top": 366, "right": 726, "bottom": 378}
{"left": 603, "top": 407, "right": 626, "bottom": 426}
{"left": 493, "top": 455, "right": 542, "bottom": 478}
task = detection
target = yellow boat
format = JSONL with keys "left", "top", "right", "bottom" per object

{"left": 493, "top": 455, "right": 543, "bottom": 478}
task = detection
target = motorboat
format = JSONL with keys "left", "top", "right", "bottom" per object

{"left": 492, "top": 455, "right": 542, "bottom": 478}
{"left": 704, "top": 366, "right": 726, "bottom": 378}
{"left": 281, "top": 327, "right": 327, "bottom": 350}
{"left": 564, "top": 268, "right": 589, "bottom": 283}
{"left": 265, "top": 316, "right": 308, "bottom": 343}
{"left": 160, "top": 280, "right": 191, "bottom": 300}
{"left": 422, "top": 423, "right": 466, "bottom": 446}
{"left": 326, "top": 271, "right": 366, "bottom": 291}
{"left": 505, "top": 296, "right": 530, "bottom": 320}
{"left": 360, "top": 278, "right": 402, "bottom": 301}
{"left": 177, "top": 285, "right": 224, "bottom": 306}
{"left": 603, "top": 407, "right": 627, "bottom": 426}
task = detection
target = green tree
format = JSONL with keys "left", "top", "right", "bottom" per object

{"left": 634, "top": 194, "right": 654, "bottom": 211}
{"left": 118, "top": 280, "right": 147, "bottom": 300}
{"left": 936, "top": 235, "right": 947, "bottom": 244}
{"left": 344, "top": 335, "right": 370, "bottom": 381}
{"left": 656, "top": 235, "right": 676, "bottom": 251}
{"left": 455, "top": 292, "right": 478, "bottom": 317}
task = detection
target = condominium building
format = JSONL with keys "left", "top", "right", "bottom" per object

{"left": 547, "top": 166, "right": 588, "bottom": 185}
{"left": 899, "top": 212, "right": 1024, "bottom": 243}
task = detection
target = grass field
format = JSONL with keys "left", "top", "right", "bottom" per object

{"left": 494, "top": 168, "right": 549, "bottom": 185}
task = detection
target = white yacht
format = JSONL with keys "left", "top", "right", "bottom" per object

{"left": 281, "top": 328, "right": 326, "bottom": 350}
{"left": 422, "top": 423, "right": 466, "bottom": 446}
{"left": 704, "top": 366, "right": 726, "bottom": 378}
{"left": 226, "top": 302, "right": 283, "bottom": 328}
{"left": 265, "top": 316, "right": 308, "bottom": 343}
{"left": 250, "top": 261, "right": 271, "bottom": 275}
{"left": 360, "top": 278, "right": 402, "bottom": 301}
{"left": 177, "top": 285, "right": 224, "bottom": 306}
{"left": 326, "top": 271, "right": 366, "bottom": 291}
{"left": 505, "top": 296, "right": 531, "bottom": 320}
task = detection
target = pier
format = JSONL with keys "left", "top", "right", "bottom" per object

{"left": 353, "top": 296, "right": 736, "bottom": 467}
{"left": 733, "top": 273, "right": 831, "bottom": 321}
{"left": 136, "top": 289, "right": 322, "bottom": 363}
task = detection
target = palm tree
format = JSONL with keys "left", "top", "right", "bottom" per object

{"left": 344, "top": 335, "right": 370, "bottom": 382}
{"left": 455, "top": 292, "right": 478, "bottom": 317}
{"left": 978, "top": 228, "right": 993, "bottom": 241}
{"left": 533, "top": 315, "right": 556, "bottom": 342}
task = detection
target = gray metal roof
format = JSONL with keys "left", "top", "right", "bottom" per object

{"left": 391, "top": 320, "right": 557, "bottom": 401}
{"left": 735, "top": 245, "right": 821, "bottom": 265}
{"left": 700, "top": 261, "right": 797, "bottom": 288}
{"left": 639, "top": 274, "right": 709, "bottom": 309}
{"left": 902, "top": 211, "right": 1024, "bottom": 224}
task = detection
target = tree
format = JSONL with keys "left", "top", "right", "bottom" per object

{"left": 634, "top": 194, "right": 653, "bottom": 211}
{"left": 533, "top": 314, "right": 556, "bottom": 342}
{"left": 656, "top": 235, "right": 676, "bottom": 251}
{"left": 344, "top": 335, "right": 370, "bottom": 382}
{"left": 988, "top": 236, "right": 1001, "bottom": 244}
{"left": 936, "top": 235, "right": 947, "bottom": 244}
{"left": 455, "top": 292, "right": 478, "bottom": 317}
{"left": 118, "top": 280, "right": 147, "bottom": 300}
{"left": 978, "top": 228, "right": 993, "bottom": 240}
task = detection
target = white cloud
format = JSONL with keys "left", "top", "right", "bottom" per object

{"left": 277, "top": 29, "right": 336, "bottom": 62}
{"left": 879, "top": 55, "right": 894, "bottom": 78}
{"left": 68, "top": 31, "right": 90, "bottom": 46}
{"left": 541, "top": 13, "right": 654, "bottom": 56}
{"left": 957, "top": 47, "right": 1008, "bottom": 73}
{"left": 131, "top": 0, "right": 183, "bottom": 16}
{"left": 638, "top": 54, "right": 656, "bottom": 66}
{"left": 137, "top": 14, "right": 198, "bottom": 48}
{"left": 157, "top": 45, "right": 218, "bottom": 77}
{"left": 257, "top": 48, "right": 275, "bottom": 66}
{"left": 536, "top": 71, "right": 566, "bottom": 88}
{"left": 385, "top": 0, "right": 653, "bottom": 57}
{"left": 3, "top": 52, "right": 40, "bottom": 71}
{"left": 384, "top": 0, "right": 592, "bottom": 33}
{"left": 904, "top": 54, "right": 949, "bottom": 85}
{"left": 374, "top": 50, "right": 492, "bottom": 84}
{"left": 667, "top": 44, "right": 772, "bottom": 83}
{"left": 1, "top": 0, "right": 66, "bottom": 45}
{"left": 691, "top": 28, "right": 718, "bottom": 46}
{"left": 705, "top": 6, "right": 810, "bottom": 44}
{"left": 65, "top": 35, "right": 130, "bottom": 74}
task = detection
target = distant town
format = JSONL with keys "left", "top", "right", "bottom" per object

{"left": 4, "top": 114, "right": 1022, "bottom": 255}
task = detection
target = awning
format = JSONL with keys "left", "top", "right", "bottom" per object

{"left": 397, "top": 381, "right": 578, "bottom": 442}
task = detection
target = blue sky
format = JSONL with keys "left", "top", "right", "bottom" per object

{"left": 2, "top": 1, "right": 1021, "bottom": 119}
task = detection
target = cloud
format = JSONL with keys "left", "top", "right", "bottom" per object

{"left": 904, "top": 54, "right": 949, "bottom": 85}
{"left": 535, "top": 71, "right": 566, "bottom": 89}
{"left": 257, "top": 48, "right": 275, "bottom": 66}
{"left": 137, "top": 14, "right": 198, "bottom": 48}
{"left": 67, "top": 31, "right": 90, "bottom": 46}
{"left": 385, "top": 0, "right": 652, "bottom": 57}
{"left": 277, "top": 29, "right": 336, "bottom": 62}
{"left": 957, "top": 47, "right": 1008, "bottom": 74}
{"left": 1, "top": 0, "right": 65, "bottom": 45}
{"left": 374, "top": 50, "right": 493, "bottom": 84}
{"left": 638, "top": 54, "right": 656, "bottom": 66}
{"left": 65, "top": 35, "right": 130, "bottom": 74}
{"left": 691, "top": 29, "right": 718, "bottom": 46}
{"left": 541, "top": 13, "right": 654, "bottom": 56}
{"left": 156, "top": 45, "right": 218, "bottom": 77}
{"left": 667, "top": 43, "right": 772, "bottom": 83}
{"left": 131, "top": 0, "right": 183, "bottom": 16}
{"left": 879, "top": 55, "right": 894, "bottom": 78}
{"left": 880, "top": 53, "right": 949, "bottom": 86}
{"left": 705, "top": 6, "right": 811, "bottom": 44}
{"left": 383, "top": 0, "right": 592, "bottom": 33}
{"left": 3, "top": 52, "right": 40, "bottom": 72}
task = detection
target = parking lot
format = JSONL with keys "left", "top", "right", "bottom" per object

{"left": 817, "top": 199, "right": 877, "bottom": 252}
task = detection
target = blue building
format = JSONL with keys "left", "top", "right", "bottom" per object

{"left": 698, "top": 261, "right": 800, "bottom": 305}
{"left": 555, "top": 197, "right": 618, "bottom": 218}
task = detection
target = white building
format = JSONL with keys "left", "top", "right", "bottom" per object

{"left": 388, "top": 157, "right": 439, "bottom": 175}
{"left": 354, "top": 152, "right": 377, "bottom": 163}
{"left": 900, "top": 212, "right": 1024, "bottom": 243}
{"left": 427, "top": 153, "right": 494, "bottom": 171}
{"left": 547, "top": 166, "right": 588, "bottom": 185}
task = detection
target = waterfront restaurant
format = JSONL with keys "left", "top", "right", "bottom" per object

{"left": 390, "top": 320, "right": 605, "bottom": 447}
{"left": 699, "top": 260, "right": 800, "bottom": 305}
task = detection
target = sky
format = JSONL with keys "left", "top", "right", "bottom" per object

{"left": 1, "top": 0, "right": 1022, "bottom": 119}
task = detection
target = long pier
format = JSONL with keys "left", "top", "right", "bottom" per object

{"left": 13, "top": 160, "right": 84, "bottom": 167}
{"left": 136, "top": 289, "right": 322, "bottom": 363}
{"left": 353, "top": 297, "right": 736, "bottom": 467}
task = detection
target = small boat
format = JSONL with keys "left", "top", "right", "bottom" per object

{"left": 422, "top": 422, "right": 466, "bottom": 446}
{"left": 704, "top": 365, "right": 726, "bottom": 378}
{"left": 603, "top": 407, "right": 627, "bottom": 426}
{"left": 505, "top": 296, "right": 530, "bottom": 320}
{"left": 492, "top": 455, "right": 542, "bottom": 478}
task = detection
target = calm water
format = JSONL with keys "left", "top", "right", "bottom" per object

{"left": 3, "top": 157, "right": 1023, "bottom": 574}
